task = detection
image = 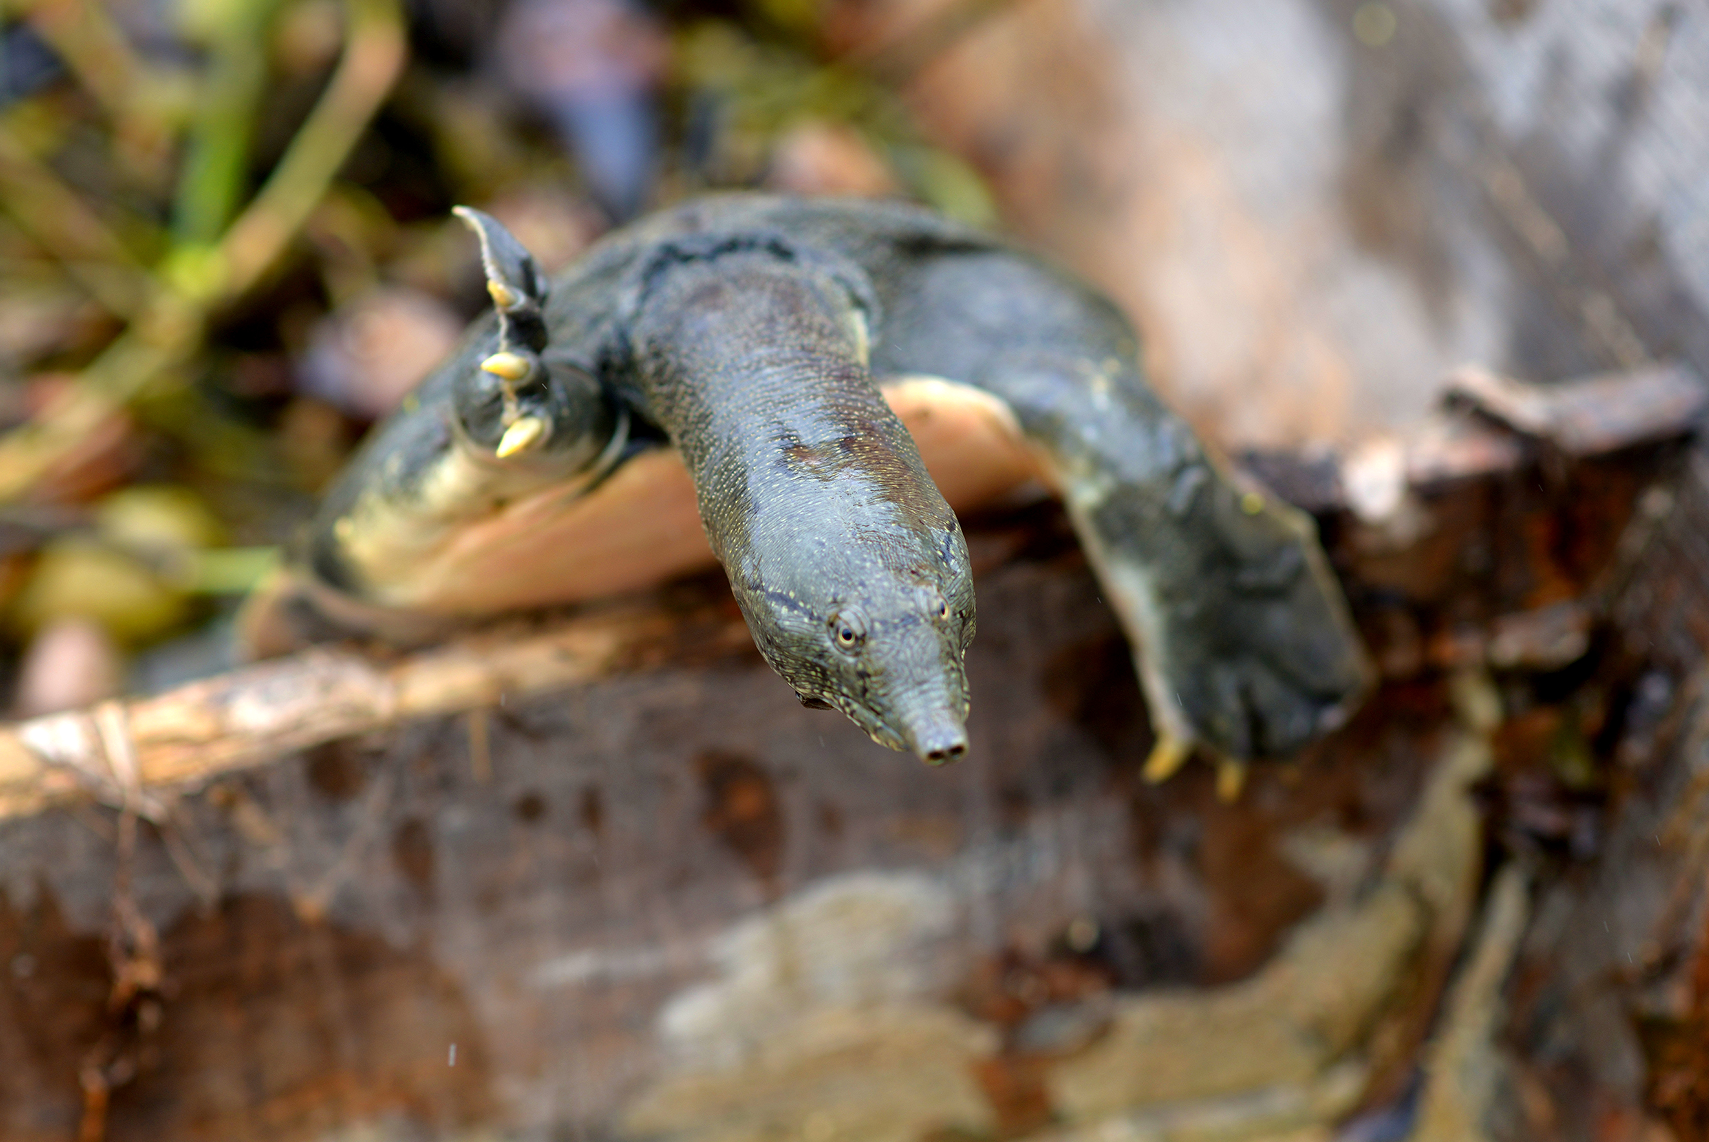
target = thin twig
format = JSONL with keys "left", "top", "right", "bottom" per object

{"left": 0, "top": 126, "right": 151, "bottom": 316}
{"left": 20, "top": 0, "right": 166, "bottom": 132}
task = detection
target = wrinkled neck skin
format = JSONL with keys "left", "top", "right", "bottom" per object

{"left": 626, "top": 241, "right": 977, "bottom": 763}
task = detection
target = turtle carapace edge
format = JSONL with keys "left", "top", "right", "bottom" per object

{"left": 250, "top": 195, "right": 1371, "bottom": 769}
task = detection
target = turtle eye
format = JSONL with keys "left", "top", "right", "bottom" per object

{"left": 923, "top": 589, "right": 949, "bottom": 622}
{"left": 829, "top": 607, "right": 867, "bottom": 652}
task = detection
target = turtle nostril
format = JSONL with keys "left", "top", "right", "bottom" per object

{"left": 923, "top": 741, "right": 967, "bottom": 765}
{"left": 899, "top": 701, "right": 969, "bottom": 765}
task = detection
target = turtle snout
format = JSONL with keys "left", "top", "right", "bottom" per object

{"left": 901, "top": 709, "right": 968, "bottom": 765}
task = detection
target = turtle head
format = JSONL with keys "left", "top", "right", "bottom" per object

{"left": 740, "top": 490, "right": 977, "bottom": 765}
{"left": 813, "top": 577, "right": 975, "bottom": 764}
{"left": 450, "top": 207, "right": 621, "bottom": 474}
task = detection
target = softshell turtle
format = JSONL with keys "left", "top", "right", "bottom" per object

{"left": 245, "top": 195, "right": 1370, "bottom": 770}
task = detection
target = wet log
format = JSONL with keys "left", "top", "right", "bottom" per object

{"left": 0, "top": 367, "right": 1699, "bottom": 1140}
{"left": 0, "top": 498, "right": 1436, "bottom": 1142}
{"left": 1496, "top": 442, "right": 1709, "bottom": 1142}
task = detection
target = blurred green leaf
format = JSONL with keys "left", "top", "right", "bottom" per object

{"left": 888, "top": 144, "right": 995, "bottom": 227}
{"left": 173, "top": 0, "right": 286, "bottom": 245}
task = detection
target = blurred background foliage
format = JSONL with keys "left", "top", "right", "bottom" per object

{"left": 0, "top": 0, "right": 998, "bottom": 714}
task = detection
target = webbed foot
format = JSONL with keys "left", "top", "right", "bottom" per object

{"left": 1077, "top": 469, "right": 1371, "bottom": 767}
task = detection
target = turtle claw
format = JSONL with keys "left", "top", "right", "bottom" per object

{"left": 1215, "top": 757, "right": 1247, "bottom": 802}
{"left": 495, "top": 415, "right": 550, "bottom": 458}
{"left": 1148, "top": 575, "right": 1366, "bottom": 763}
{"left": 453, "top": 207, "right": 546, "bottom": 309}
{"left": 1139, "top": 733, "right": 1248, "bottom": 801}
{"left": 452, "top": 207, "right": 592, "bottom": 458}
{"left": 453, "top": 206, "right": 550, "bottom": 354}
{"left": 1142, "top": 732, "right": 1192, "bottom": 783}
{"left": 481, "top": 351, "right": 536, "bottom": 382}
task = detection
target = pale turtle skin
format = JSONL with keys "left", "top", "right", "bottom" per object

{"left": 247, "top": 195, "right": 1370, "bottom": 771}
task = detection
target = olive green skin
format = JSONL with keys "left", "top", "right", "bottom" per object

{"left": 298, "top": 195, "right": 1370, "bottom": 763}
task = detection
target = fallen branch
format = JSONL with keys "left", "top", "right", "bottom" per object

{"left": 0, "top": 601, "right": 748, "bottom": 821}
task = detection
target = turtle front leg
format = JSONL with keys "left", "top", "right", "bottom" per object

{"left": 1008, "top": 348, "right": 1369, "bottom": 767}
{"left": 879, "top": 252, "right": 1370, "bottom": 766}
{"left": 242, "top": 210, "right": 624, "bottom": 655}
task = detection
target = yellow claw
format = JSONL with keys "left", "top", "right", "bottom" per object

{"left": 487, "top": 280, "right": 522, "bottom": 310}
{"left": 495, "top": 416, "right": 548, "bottom": 459}
{"left": 481, "top": 351, "right": 533, "bottom": 381}
{"left": 1142, "top": 733, "right": 1191, "bottom": 783}
{"left": 1215, "top": 759, "right": 1248, "bottom": 802}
